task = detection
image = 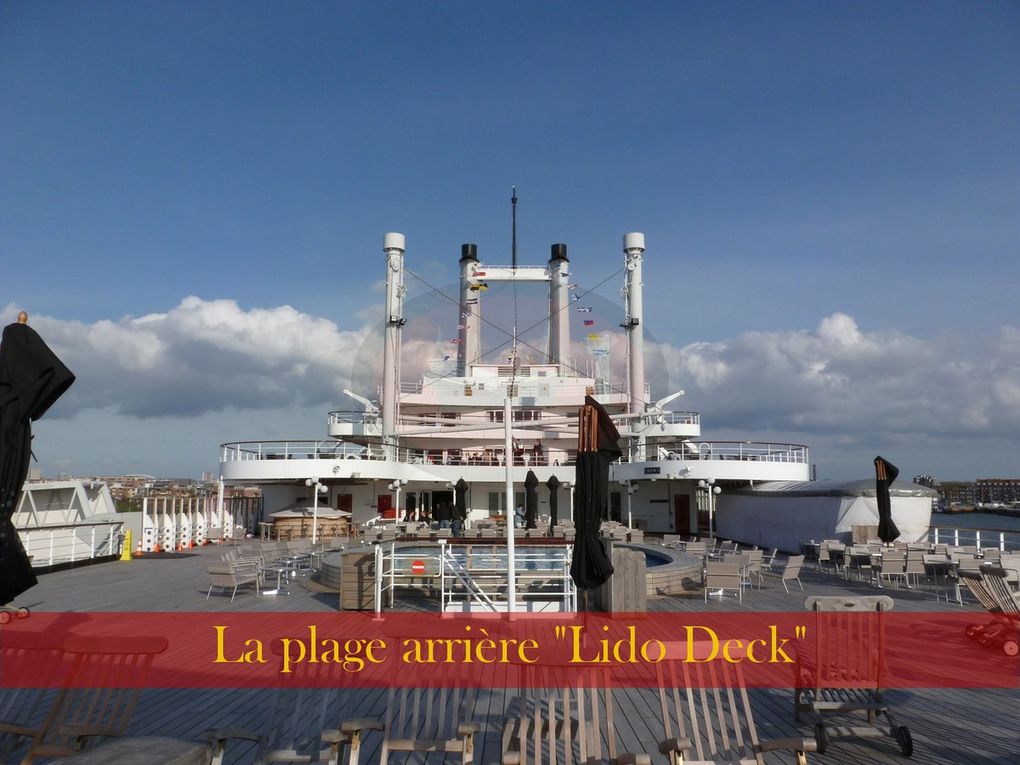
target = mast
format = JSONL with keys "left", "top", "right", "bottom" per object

{"left": 511, "top": 186, "right": 518, "bottom": 269}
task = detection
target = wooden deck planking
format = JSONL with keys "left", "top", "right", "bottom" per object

{"left": 4, "top": 545, "right": 1018, "bottom": 764}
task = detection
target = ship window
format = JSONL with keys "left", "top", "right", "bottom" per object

{"left": 487, "top": 410, "right": 504, "bottom": 423}
{"left": 512, "top": 409, "right": 541, "bottom": 422}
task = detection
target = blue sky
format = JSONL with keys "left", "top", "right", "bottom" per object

{"left": 2, "top": 2, "right": 1018, "bottom": 481}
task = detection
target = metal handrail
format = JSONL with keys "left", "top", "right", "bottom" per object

{"left": 20, "top": 521, "right": 124, "bottom": 567}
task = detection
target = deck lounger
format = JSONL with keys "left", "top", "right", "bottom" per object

{"left": 374, "top": 669, "right": 480, "bottom": 765}
{"left": 0, "top": 631, "right": 68, "bottom": 763}
{"left": 0, "top": 634, "right": 168, "bottom": 764}
{"left": 968, "top": 566, "right": 1020, "bottom": 657}
{"left": 794, "top": 596, "right": 911, "bottom": 757}
{"left": 501, "top": 667, "right": 642, "bottom": 765}
{"left": 655, "top": 642, "right": 815, "bottom": 764}
{"left": 958, "top": 567, "right": 1017, "bottom": 654}
{"left": 207, "top": 652, "right": 380, "bottom": 765}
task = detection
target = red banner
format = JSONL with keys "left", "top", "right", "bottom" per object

{"left": 2, "top": 611, "right": 1016, "bottom": 689}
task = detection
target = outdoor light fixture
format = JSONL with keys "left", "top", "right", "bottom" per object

{"left": 698, "top": 478, "right": 722, "bottom": 541}
{"left": 304, "top": 477, "right": 327, "bottom": 545}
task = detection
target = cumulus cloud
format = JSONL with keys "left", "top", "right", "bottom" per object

{"left": 3, "top": 298, "right": 369, "bottom": 419}
{"left": 657, "top": 312, "right": 1020, "bottom": 441}
{"left": 7, "top": 298, "right": 1020, "bottom": 480}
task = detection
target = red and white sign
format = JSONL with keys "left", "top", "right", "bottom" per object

{"left": 410, "top": 560, "right": 426, "bottom": 575}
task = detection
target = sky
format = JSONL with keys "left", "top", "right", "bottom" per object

{"left": 2, "top": 1, "right": 1018, "bottom": 482}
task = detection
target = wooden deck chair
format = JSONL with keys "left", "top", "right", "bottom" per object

{"left": 207, "top": 646, "right": 381, "bottom": 765}
{"left": 704, "top": 561, "right": 742, "bottom": 603}
{"left": 958, "top": 567, "right": 1015, "bottom": 654}
{"left": 373, "top": 667, "right": 480, "bottom": 765}
{"left": 969, "top": 566, "right": 1020, "bottom": 657}
{"left": 654, "top": 642, "right": 815, "bottom": 764}
{"left": 501, "top": 667, "right": 643, "bottom": 765}
{"left": 794, "top": 596, "right": 911, "bottom": 757}
{"left": 0, "top": 630, "right": 68, "bottom": 763}
{"left": 8, "top": 634, "right": 168, "bottom": 764}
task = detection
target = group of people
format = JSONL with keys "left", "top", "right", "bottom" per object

{"left": 404, "top": 500, "right": 466, "bottom": 536}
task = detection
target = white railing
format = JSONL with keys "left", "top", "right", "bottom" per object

{"left": 19, "top": 521, "right": 124, "bottom": 568}
{"left": 620, "top": 440, "right": 809, "bottom": 464}
{"left": 929, "top": 526, "right": 1019, "bottom": 552}
{"left": 372, "top": 541, "right": 576, "bottom": 613}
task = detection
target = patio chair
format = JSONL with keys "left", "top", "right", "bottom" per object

{"left": 794, "top": 596, "right": 911, "bottom": 757}
{"left": 654, "top": 642, "right": 816, "bottom": 764}
{"left": 875, "top": 550, "right": 907, "bottom": 589}
{"left": 501, "top": 667, "right": 642, "bottom": 765}
{"left": 704, "top": 561, "right": 742, "bottom": 603}
{"left": 207, "top": 560, "right": 261, "bottom": 602}
{"left": 778, "top": 555, "right": 805, "bottom": 594}
{"left": 760, "top": 547, "right": 780, "bottom": 573}
{"left": 2, "top": 634, "right": 168, "bottom": 764}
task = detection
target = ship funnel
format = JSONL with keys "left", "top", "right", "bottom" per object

{"left": 548, "top": 243, "right": 571, "bottom": 371}
{"left": 458, "top": 244, "right": 481, "bottom": 375}
{"left": 381, "top": 232, "right": 406, "bottom": 454}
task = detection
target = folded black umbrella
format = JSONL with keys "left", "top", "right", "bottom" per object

{"left": 546, "top": 474, "right": 561, "bottom": 531}
{"left": 874, "top": 455, "right": 900, "bottom": 544}
{"left": 570, "top": 396, "right": 621, "bottom": 591}
{"left": 0, "top": 320, "right": 75, "bottom": 604}
{"left": 524, "top": 470, "right": 539, "bottom": 529}
{"left": 454, "top": 477, "right": 468, "bottom": 521}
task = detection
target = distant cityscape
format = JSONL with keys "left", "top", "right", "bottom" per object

{"left": 913, "top": 474, "right": 1020, "bottom": 510}
{"left": 26, "top": 469, "right": 261, "bottom": 512}
{"left": 26, "top": 469, "right": 1020, "bottom": 514}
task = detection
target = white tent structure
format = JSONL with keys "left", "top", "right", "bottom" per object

{"left": 716, "top": 479, "right": 937, "bottom": 553}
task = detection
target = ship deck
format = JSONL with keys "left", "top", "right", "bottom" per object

{"left": 6, "top": 543, "right": 1018, "bottom": 765}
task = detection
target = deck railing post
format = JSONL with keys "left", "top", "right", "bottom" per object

{"left": 439, "top": 540, "right": 447, "bottom": 612}
{"left": 90, "top": 527, "right": 96, "bottom": 559}
{"left": 954, "top": 529, "right": 959, "bottom": 547}
{"left": 49, "top": 531, "right": 54, "bottom": 566}
{"left": 389, "top": 541, "right": 396, "bottom": 608}
{"left": 374, "top": 543, "right": 383, "bottom": 615}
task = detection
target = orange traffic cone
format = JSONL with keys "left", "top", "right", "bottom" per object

{"left": 134, "top": 542, "right": 144, "bottom": 557}
{"left": 153, "top": 541, "right": 162, "bottom": 553}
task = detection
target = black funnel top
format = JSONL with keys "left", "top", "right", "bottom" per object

{"left": 550, "top": 243, "right": 568, "bottom": 262}
{"left": 460, "top": 243, "right": 478, "bottom": 262}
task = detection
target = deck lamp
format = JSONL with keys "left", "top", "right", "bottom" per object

{"left": 698, "top": 479, "right": 722, "bottom": 541}
{"left": 305, "top": 477, "right": 327, "bottom": 545}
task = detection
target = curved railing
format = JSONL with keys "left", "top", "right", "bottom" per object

{"left": 620, "top": 440, "right": 809, "bottom": 464}
{"left": 221, "top": 438, "right": 807, "bottom": 467}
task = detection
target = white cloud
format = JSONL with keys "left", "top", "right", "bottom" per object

{"left": 660, "top": 313, "right": 1020, "bottom": 442}
{"left": 8, "top": 301, "right": 1020, "bottom": 480}
{"left": 9, "top": 298, "right": 368, "bottom": 419}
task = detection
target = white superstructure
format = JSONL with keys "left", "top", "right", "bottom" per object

{"left": 219, "top": 232, "right": 811, "bottom": 535}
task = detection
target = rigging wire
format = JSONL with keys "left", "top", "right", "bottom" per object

{"left": 402, "top": 264, "right": 629, "bottom": 396}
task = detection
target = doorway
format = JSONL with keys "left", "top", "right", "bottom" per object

{"left": 673, "top": 495, "right": 691, "bottom": 535}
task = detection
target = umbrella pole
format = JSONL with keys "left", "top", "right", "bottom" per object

{"left": 504, "top": 395, "right": 517, "bottom": 612}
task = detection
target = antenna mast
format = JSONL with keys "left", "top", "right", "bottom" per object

{"left": 511, "top": 186, "right": 518, "bottom": 269}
